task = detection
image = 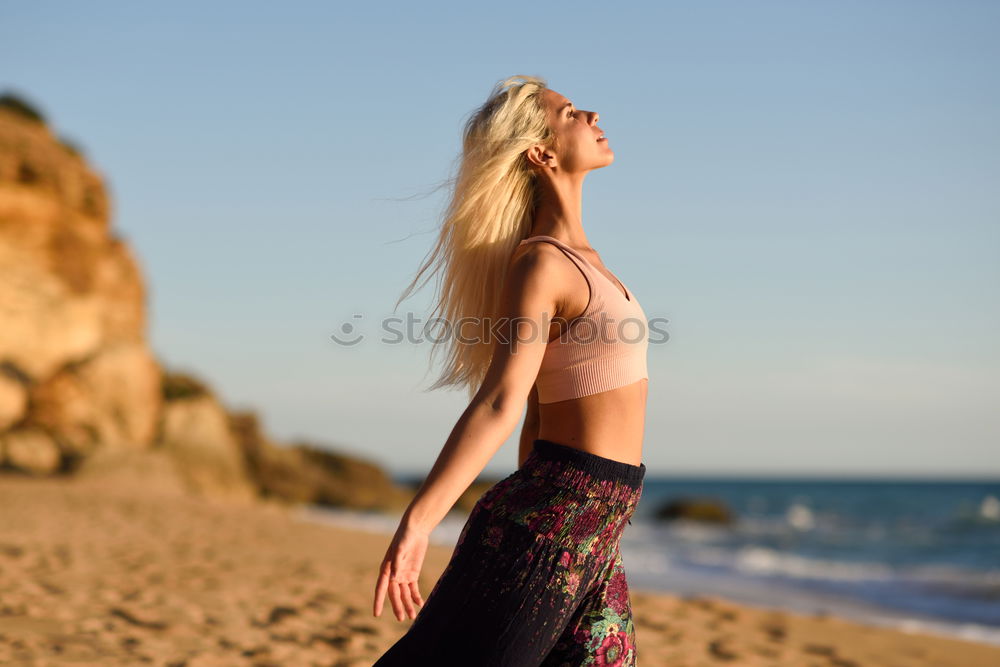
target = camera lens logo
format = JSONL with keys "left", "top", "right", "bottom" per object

{"left": 330, "top": 314, "right": 365, "bottom": 346}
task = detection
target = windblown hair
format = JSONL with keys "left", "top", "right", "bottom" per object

{"left": 395, "top": 74, "right": 555, "bottom": 399}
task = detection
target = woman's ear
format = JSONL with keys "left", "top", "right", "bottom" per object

{"left": 525, "top": 144, "right": 556, "bottom": 170}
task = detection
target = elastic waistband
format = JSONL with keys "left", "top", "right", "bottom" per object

{"left": 531, "top": 439, "right": 646, "bottom": 490}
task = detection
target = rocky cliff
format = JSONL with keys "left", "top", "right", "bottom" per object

{"left": 0, "top": 94, "right": 412, "bottom": 512}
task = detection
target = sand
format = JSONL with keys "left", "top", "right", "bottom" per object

{"left": 1, "top": 474, "right": 997, "bottom": 667}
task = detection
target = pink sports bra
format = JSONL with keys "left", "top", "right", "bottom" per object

{"left": 518, "top": 235, "right": 649, "bottom": 404}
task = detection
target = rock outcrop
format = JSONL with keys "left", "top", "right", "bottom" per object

{"left": 0, "top": 93, "right": 412, "bottom": 512}
{"left": 230, "top": 411, "right": 412, "bottom": 511}
{"left": 654, "top": 496, "right": 736, "bottom": 525}
{"left": 0, "top": 95, "right": 160, "bottom": 469}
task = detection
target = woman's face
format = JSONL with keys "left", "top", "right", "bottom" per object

{"left": 541, "top": 88, "right": 613, "bottom": 173}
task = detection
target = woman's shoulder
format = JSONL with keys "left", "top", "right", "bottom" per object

{"left": 510, "top": 238, "right": 584, "bottom": 280}
{"left": 507, "top": 239, "right": 593, "bottom": 316}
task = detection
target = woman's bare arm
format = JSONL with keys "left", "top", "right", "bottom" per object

{"left": 400, "top": 246, "right": 562, "bottom": 535}
{"left": 518, "top": 384, "right": 540, "bottom": 468}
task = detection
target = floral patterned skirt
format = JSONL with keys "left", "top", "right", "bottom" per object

{"left": 373, "top": 438, "right": 646, "bottom": 667}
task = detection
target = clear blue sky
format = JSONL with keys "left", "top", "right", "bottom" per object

{"left": 3, "top": 1, "right": 997, "bottom": 478}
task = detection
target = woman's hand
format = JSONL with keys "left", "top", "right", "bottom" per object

{"left": 373, "top": 522, "right": 428, "bottom": 621}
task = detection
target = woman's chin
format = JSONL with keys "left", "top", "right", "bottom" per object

{"left": 587, "top": 150, "right": 615, "bottom": 171}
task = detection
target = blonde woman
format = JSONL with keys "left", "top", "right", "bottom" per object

{"left": 373, "top": 75, "right": 649, "bottom": 666}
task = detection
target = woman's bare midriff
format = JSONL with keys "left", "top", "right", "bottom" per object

{"left": 535, "top": 378, "right": 647, "bottom": 467}
{"left": 515, "top": 239, "right": 648, "bottom": 467}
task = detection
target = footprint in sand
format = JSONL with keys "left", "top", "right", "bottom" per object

{"left": 761, "top": 622, "right": 787, "bottom": 642}
{"left": 802, "top": 642, "right": 837, "bottom": 657}
{"left": 707, "top": 636, "right": 741, "bottom": 661}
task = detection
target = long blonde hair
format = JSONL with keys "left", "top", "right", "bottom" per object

{"left": 395, "top": 74, "right": 554, "bottom": 399}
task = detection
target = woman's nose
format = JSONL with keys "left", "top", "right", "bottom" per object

{"left": 590, "top": 111, "right": 600, "bottom": 125}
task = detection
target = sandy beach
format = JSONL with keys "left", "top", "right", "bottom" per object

{"left": 0, "top": 474, "right": 997, "bottom": 667}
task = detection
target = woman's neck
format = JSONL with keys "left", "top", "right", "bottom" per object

{"left": 529, "top": 190, "right": 591, "bottom": 249}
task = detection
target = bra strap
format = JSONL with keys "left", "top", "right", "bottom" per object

{"left": 518, "top": 236, "right": 595, "bottom": 314}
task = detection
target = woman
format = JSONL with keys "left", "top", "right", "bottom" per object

{"left": 372, "top": 75, "right": 649, "bottom": 666}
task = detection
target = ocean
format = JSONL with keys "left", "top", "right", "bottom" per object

{"left": 298, "top": 476, "right": 1000, "bottom": 646}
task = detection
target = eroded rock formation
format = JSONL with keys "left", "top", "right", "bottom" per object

{"left": 0, "top": 96, "right": 410, "bottom": 512}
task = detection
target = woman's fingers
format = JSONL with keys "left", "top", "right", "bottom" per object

{"left": 375, "top": 528, "right": 428, "bottom": 621}
{"left": 373, "top": 561, "right": 392, "bottom": 617}
{"left": 409, "top": 581, "right": 424, "bottom": 608}
{"left": 387, "top": 574, "right": 405, "bottom": 621}
{"left": 398, "top": 581, "right": 416, "bottom": 619}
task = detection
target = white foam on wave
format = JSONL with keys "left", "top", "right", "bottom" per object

{"left": 980, "top": 494, "right": 1000, "bottom": 521}
{"left": 785, "top": 502, "right": 815, "bottom": 530}
{"left": 733, "top": 545, "right": 894, "bottom": 581}
{"left": 882, "top": 615, "right": 1000, "bottom": 646}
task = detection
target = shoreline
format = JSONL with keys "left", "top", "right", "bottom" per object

{"left": 300, "top": 504, "right": 1000, "bottom": 649}
{"left": 2, "top": 474, "right": 999, "bottom": 666}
